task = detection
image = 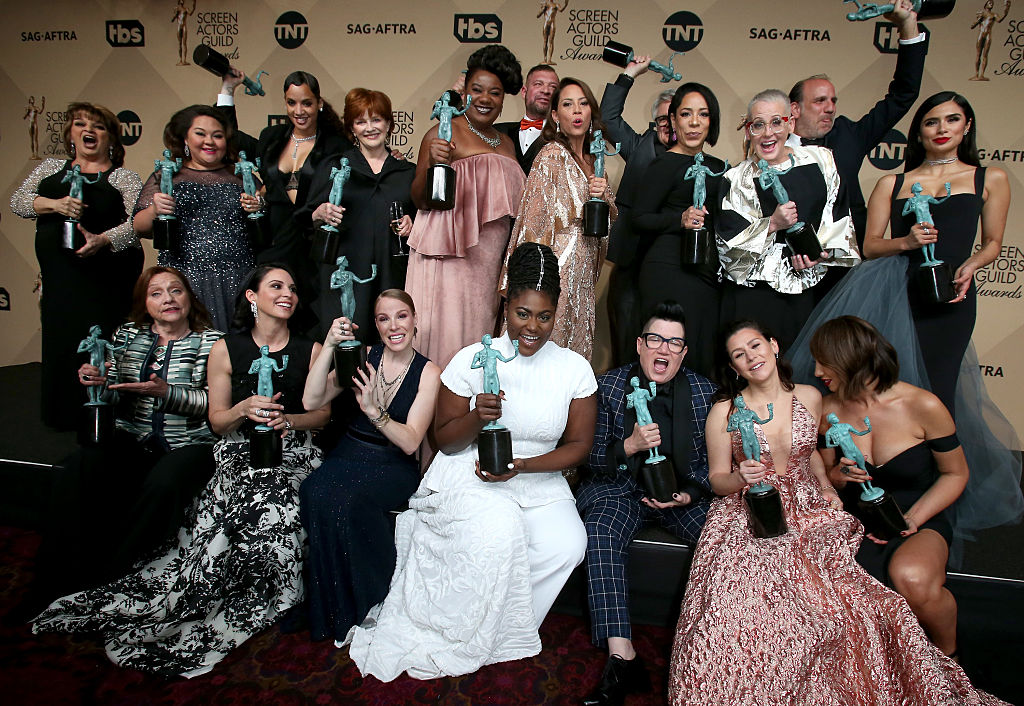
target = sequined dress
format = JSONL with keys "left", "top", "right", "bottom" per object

{"left": 135, "top": 167, "right": 256, "bottom": 330}
{"left": 668, "top": 397, "right": 1007, "bottom": 706}
{"left": 504, "top": 142, "right": 615, "bottom": 361}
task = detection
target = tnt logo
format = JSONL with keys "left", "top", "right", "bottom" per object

{"left": 267, "top": 114, "right": 290, "bottom": 128}
{"left": 868, "top": 129, "right": 907, "bottom": 170}
{"left": 663, "top": 11, "right": 703, "bottom": 52}
{"left": 275, "top": 11, "right": 309, "bottom": 49}
{"left": 105, "top": 20, "right": 144, "bottom": 47}
{"left": 454, "top": 14, "right": 501, "bottom": 43}
{"left": 873, "top": 21, "right": 930, "bottom": 54}
{"left": 117, "top": 110, "right": 142, "bottom": 146}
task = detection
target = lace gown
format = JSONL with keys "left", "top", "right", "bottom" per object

{"left": 668, "top": 397, "right": 1007, "bottom": 706}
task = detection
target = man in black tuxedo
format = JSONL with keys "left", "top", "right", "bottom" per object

{"left": 495, "top": 64, "right": 559, "bottom": 174}
{"left": 600, "top": 55, "right": 676, "bottom": 368}
{"left": 787, "top": 0, "right": 925, "bottom": 247}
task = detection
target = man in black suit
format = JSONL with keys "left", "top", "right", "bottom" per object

{"left": 787, "top": 0, "right": 925, "bottom": 247}
{"left": 600, "top": 55, "right": 676, "bottom": 368}
{"left": 495, "top": 64, "right": 559, "bottom": 174}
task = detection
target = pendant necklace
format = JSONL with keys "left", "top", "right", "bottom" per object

{"left": 290, "top": 132, "right": 317, "bottom": 159}
{"left": 464, "top": 116, "right": 501, "bottom": 148}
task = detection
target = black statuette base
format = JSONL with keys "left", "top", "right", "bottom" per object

{"left": 783, "top": 222, "right": 822, "bottom": 259}
{"left": 478, "top": 427, "right": 513, "bottom": 476}
{"left": 681, "top": 227, "right": 716, "bottom": 266}
{"left": 640, "top": 457, "right": 677, "bottom": 503}
{"left": 333, "top": 345, "right": 367, "bottom": 385}
{"left": 602, "top": 40, "right": 633, "bottom": 68}
{"left": 152, "top": 218, "right": 180, "bottom": 252}
{"left": 582, "top": 200, "right": 609, "bottom": 238}
{"left": 858, "top": 493, "right": 909, "bottom": 541}
{"left": 745, "top": 485, "right": 788, "bottom": 538}
{"left": 62, "top": 220, "right": 85, "bottom": 251}
{"left": 426, "top": 164, "right": 456, "bottom": 211}
{"left": 78, "top": 404, "right": 114, "bottom": 447}
{"left": 250, "top": 426, "right": 282, "bottom": 469}
{"left": 310, "top": 227, "right": 341, "bottom": 264}
{"left": 915, "top": 262, "right": 956, "bottom": 304}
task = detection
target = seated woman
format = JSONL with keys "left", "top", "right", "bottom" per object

{"left": 348, "top": 243, "right": 595, "bottom": 681}
{"left": 33, "top": 264, "right": 331, "bottom": 677}
{"left": 811, "top": 315, "right": 966, "bottom": 657}
{"left": 505, "top": 77, "right": 614, "bottom": 361}
{"left": 667, "top": 319, "right": 1007, "bottom": 705}
{"left": 299, "top": 289, "right": 441, "bottom": 644}
{"left": 28, "top": 266, "right": 220, "bottom": 613}
{"left": 717, "top": 89, "right": 859, "bottom": 353}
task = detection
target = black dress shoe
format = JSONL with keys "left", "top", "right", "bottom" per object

{"left": 582, "top": 654, "right": 651, "bottom": 706}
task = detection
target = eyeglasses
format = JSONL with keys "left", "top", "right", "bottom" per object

{"left": 653, "top": 116, "right": 671, "bottom": 127}
{"left": 640, "top": 332, "right": 686, "bottom": 354}
{"left": 746, "top": 116, "right": 790, "bottom": 137}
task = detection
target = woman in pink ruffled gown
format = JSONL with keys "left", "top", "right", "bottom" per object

{"left": 667, "top": 319, "right": 1008, "bottom": 706}
{"left": 404, "top": 45, "right": 526, "bottom": 370}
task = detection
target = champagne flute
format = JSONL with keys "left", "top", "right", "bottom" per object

{"left": 389, "top": 201, "right": 407, "bottom": 256}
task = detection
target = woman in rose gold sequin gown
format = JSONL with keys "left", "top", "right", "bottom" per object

{"left": 503, "top": 78, "right": 615, "bottom": 361}
{"left": 668, "top": 320, "right": 1007, "bottom": 706}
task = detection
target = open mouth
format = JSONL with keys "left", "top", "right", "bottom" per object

{"left": 819, "top": 377, "right": 833, "bottom": 388}
{"left": 474, "top": 104, "right": 494, "bottom": 117}
{"left": 652, "top": 357, "right": 670, "bottom": 374}
{"left": 760, "top": 138, "right": 778, "bottom": 152}
{"left": 275, "top": 301, "right": 293, "bottom": 311}
{"left": 387, "top": 333, "right": 406, "bottom": 344}
{"left": 750, "top": 361, "right": 765, "bottom": 372}
{"left": 82, "top": 134, "right": 98, "bottom": 148}
{"left": 519, "top": 333, "right": 540, "bottom": 346}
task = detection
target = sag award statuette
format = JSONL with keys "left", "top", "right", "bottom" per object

{"left": 627, "top": 377, "right": 677, "bottom": 502}
{"left": 192, "top": 44, "right": 269, "bottom": 97}
{"left": 824, "top": 413, "right": 909, "bottom": 539}
{"left": 60, "top": 165, "right": 100, "bottom": 250}
{"left": 601, "top": 40, "right": 684, "bottom": 83}
{"left": 842, "top": 0, "right": 956, "bottom": 22}
{"left": 582, "top": 130, "right": 621, "bottom": 238}
{"left": 330, "top": 256, "right": 377, "bottom": 382}
{"left": 311, "top": 157, "right": 351, "bottom": 263}
{"left": 153, "top": 149, "right": 182, "bottom": 251}
{"left": 76, "top": 325, "right": 123, "bottom": 446}
{"left": 728, "top": 395, "right": 788, "bottom": 538}
{"left": 682, "top": 153, "right": 729, "bottom": 266}
{"left": 904, "top": 181, "right": 955, "bottom": 303}
{"left": 249, "top": 345, "right": 288, "bottom": 469}
{"left": 426, "top": 92, "right": 471, "bottom": 210}
{"left": 472, "top": 334, "right": 519, "bottom": 475}
{"left": 758, "top": 156, "right": 823, "bottom": 260}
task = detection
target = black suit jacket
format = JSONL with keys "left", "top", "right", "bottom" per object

{"left": 599, "top": 74, "right": 667, "bottom": 268}
{"left": 494, "top": 121, "right": 545, "bottom": 175}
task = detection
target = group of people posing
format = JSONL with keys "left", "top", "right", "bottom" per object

{"left": 10, "top": 0, "right": 1020, "bottom": 702}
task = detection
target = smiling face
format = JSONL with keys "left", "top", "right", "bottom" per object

{"left": 145, "top": 272, "right": 191, "bottom": 326}
{"left": 918, "top": 100, "right": 970, "bottom": 157}
{"left": 792, "top": 78, "right": 836, "bottom": 139}
{"left": 553, "top": 83, "right": 591, "bottom": 138}
{"left": 637, "top": 318, "right": 687, "bottom": 385}
{"left": 524, "top": 69, "right": 558, "bottom": 120}
{"left": 505, "top": 289, "right": 556, "bottom": 357}
{"left": 352, "top": 110, "right": 390, "bottom": 151}
{"left": 184, "top": 115, "right": 227, "bottom": 169}
{"left": 69, "top": 111, "right": 111, "bottom": 162}
{"left": 247, "top": 268, "right": 298, "bottom": 323}
{"left": 464, "top": 69, "right": 505, "bottom": 128}
{"left": 726, "top": 327, "right": 780, "bottom": 383}
{"left": 748, "top": 99, "right": 792, "bottom": 165}
{"left": 671, "top": 92, "right": 710, "bottom": 156}
{"left": 375, "top": 295, "right": 415, "bottom": 353}
{"left": 285, "top": 83, "right": 322, "bottom": 136}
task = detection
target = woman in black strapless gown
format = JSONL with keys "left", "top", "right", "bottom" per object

{"left": 812, "top": 316, "right": 968, "bottom": 659}
{"left": 862, "top": 91, "right": 1010, "bottom": 418}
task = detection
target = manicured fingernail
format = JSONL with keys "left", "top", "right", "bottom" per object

{"left": 507, "top": 463, "right": 514, "bottom": 470}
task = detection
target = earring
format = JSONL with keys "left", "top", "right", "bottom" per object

{"left": 108, "top": 146, "right": 114, "bottom": 159}
{"left": 734, "top": 370, "right": 740, "bottom": 381}
{"left": 69, "top": 143, "right": 76, "bottom": 157}
{"left": 588, "top": 122, "right": 593, "bottom": 135}
{"left": 184, "top": 144, "right": 191, "bottom": 158}
{"left": 671, "top": 130, "right": 677, "bottom": 142}
{"left": 775, "top": 352, "right": 779, "bottom": 359}
{"left": 250, "top": 300, "right": 259, "bottom": 323}
{"left": 555, "top": 121, "right": 560, "bottom": 133}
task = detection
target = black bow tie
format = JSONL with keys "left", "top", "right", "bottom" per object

{"left": 801, "top": 136, "right": 825, "bottom": 147}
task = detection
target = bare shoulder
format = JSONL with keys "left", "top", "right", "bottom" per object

{"left": 793, "top": 384, "right": 822, "bottom": 416}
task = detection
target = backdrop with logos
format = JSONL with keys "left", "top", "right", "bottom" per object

{"left": 2, "top": 0, "right": 1022, "bottom": 434}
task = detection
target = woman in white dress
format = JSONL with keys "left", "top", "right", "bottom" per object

{"left": 348, "top": 242, "right": 597, "bottom": 680}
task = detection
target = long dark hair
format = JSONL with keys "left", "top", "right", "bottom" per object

{"left": 905, "top": 91, "right": 980, "bottom": 171}
{"left": 230, "top": 263, "right": 299, "bottom": 332}
{"left": 712, "top": 319, "right": 795, "bottom": 405}
{"left": 540, "top": 77, "right": 607, "bottom": 169}
{"left": 162, "top": 105, "right": 238, "bottom": 165}
{"left": 129, "top": 266, "right": 213, "bottom": 332}
{"left": 283, "top": 70, "right": 345, "bottom": 137}
{"left": 809, "top": 316, "right": 899, "bottom": 402}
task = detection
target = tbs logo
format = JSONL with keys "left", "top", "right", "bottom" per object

{"left": 275, "top": 11, "right": 309, "bottom": 49}
{"left": 454, "top": 14, "right": 501, "bottom": 43}
{"left": 868, "top": 129, "right": 908, "bottom": 170}
{"left": 873, "top": 22, "right": 930, "bottom": 54}
{"left": 106, "top": 20, "right": 144, "bottom": 47}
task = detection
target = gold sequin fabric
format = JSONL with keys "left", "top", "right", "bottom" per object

{"left": 503, "top": 142, "right": 614, "bottom": 361}
{"left": 668, "top": 397, "right": 1008, "bottom": 706}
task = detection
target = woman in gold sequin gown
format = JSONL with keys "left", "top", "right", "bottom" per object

{"left": 504, "top": 78, "right": 615, "bottom": 361}
{"left": 668, "top": 319, "right": 1008, "bottom": 706}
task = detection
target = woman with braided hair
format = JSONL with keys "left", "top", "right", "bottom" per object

{"left": 348, "top": 242, "right": 597, "bottom": 681}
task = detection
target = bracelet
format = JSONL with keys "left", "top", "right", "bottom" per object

{"left": 368, "top": 407, "right": 388, "bottom": 426}
{"left": 284, "top": 417, "right": 293, "bottom": 430}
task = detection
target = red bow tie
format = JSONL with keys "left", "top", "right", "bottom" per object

{"left": 520, "top": 118, "right": 544, "bottom": 131}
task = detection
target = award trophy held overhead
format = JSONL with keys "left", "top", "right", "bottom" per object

{"left": 757, "top": 156, "right": 824, "bottom": 260}
{"left": 903, "top": 181, "right": 956, "bottom": 303}
{"left": 842, "top": 0, "right": 956, "bottom": 22}
{"left": 627, "top": 376, "right": 677, "bottom": 503}
{"left": 602, "top": 40, "right": 684, "bottom": 83}
{"left": 728, "top": 395, "right": 787, "bottom": 538}
{"left": 193, "top": 44, "right": 269, "bottom": 97}
{"left": 582, "top": 130, "right": 620, "bottom": 238}
{"left": 248, "top": 345, "right": 288, "bottom": 469}
{"left": 60, "top": 165, "right": 100, "bottom": 250}
{"left": 681, "top": 153, "right": 729, "bottom": 266}
{"left": 152, "top": 149, "right": 182, "bottom": 251}
{"left": 311, "top": 157, "right": 351, "bottom": 263}
{"left": 76, "top": 325, "right": 124, "bottom": 446}
{"left": 330, "top": 256, "right": 377, "bottom": 383}
{"left": 472, "top": 334, "right": 519, "bottom": 475}
{"left": 426, "top": 91, "right": 471, "bottom": 210}
{"left": 824, "top": 413, "right": 909, "bottom": 539}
